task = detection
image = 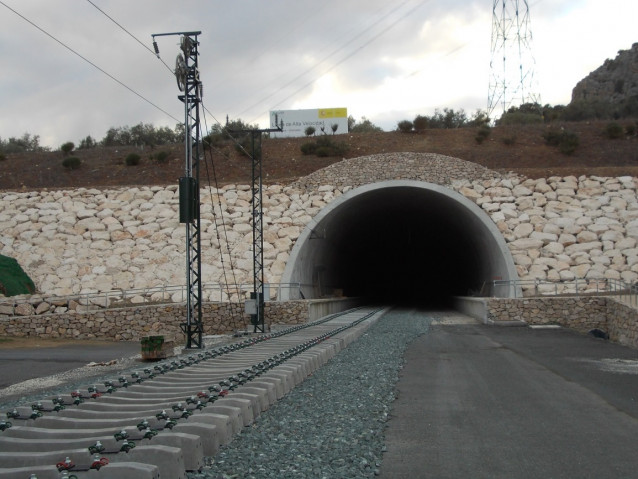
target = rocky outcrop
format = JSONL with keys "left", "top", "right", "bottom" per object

{"left": 571, "top": 43, "right": 638, "bottom": 104}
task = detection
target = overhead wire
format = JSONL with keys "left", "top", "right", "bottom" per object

{"left": 0, "top": 0, "right": 180, "bottom": 124}
{"left": 78, "top": 0, "right": 258, "bottom": 323}
{"left": 198, "top": 101, "right": 249, "bottom": 330}
{"left": 237, "top": 0, "right": 413, "bottom": 120}
{"left": 84, "top": 0, "right": 174, "bottom": 74}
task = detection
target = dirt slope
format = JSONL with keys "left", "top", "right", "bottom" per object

{"left": 1, "top": 120, "right": 637, "bottom": 191}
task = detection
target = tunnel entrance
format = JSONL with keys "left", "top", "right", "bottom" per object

{"left": 280, "top": 180, "right": 519, "bottom": 306}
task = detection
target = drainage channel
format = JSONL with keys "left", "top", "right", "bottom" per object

{"left": 0, "top": 307, "right": 385, "bottom": 479}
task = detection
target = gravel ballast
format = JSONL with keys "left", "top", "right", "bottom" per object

{"left": 190, "top": 308, "right": 431, "bottom": 479}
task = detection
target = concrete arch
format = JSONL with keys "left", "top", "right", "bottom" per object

{"left": 281, "top": 180, "right": 520, "bottom": 304}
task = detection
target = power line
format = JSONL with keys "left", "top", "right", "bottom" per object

{"left": 247, "top": 0, "right": 431, "bottom": 124}
{"left": 85, "top": 0, "right": 174, "bottom": 74}
{"left": 0, "top": 0, "right": 180, "bottom": 124}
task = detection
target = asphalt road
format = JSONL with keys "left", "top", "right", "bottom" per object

{"left": 379, "top": 314, "right": 638, "bottom": 479}
{"left": 0, "top": 341, "right": 141, "bottom": 402}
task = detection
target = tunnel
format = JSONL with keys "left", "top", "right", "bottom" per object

{"left": 280, "top": 180, "right": 520, "bottom": 306}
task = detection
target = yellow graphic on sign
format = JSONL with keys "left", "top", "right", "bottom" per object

{"left": 318, "top": 108, "right": 347, "bottom": 119}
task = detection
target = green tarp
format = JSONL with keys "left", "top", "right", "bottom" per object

{"left": 0, "top": 254, "right": 35, "bottom": 296}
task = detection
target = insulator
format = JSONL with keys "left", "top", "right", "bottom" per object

{"left": 153, "top": 40, "right": 160, "bottom": 57}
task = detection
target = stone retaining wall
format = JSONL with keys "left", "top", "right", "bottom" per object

{"left": 485, "top": 296, "right": 638, "bottom": 348}
{"left": 0, "top": 300, "right": 310, "bottom": 341}
{"left": 2, "top": 153, "right": 638, "bottom": 300}
{"left": 487, "top": 296, "right": 608, "bottom": 331}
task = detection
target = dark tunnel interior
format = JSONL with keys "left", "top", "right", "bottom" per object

{"left": 292, "top": 185, "right": 504, "bottom": 307}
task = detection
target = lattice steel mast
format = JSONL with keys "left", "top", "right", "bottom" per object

{"left": 487, "top": 0, "right": 541, "bottom": 121}
{"left": 153, "top": 31, "right": 204, "bottom": 348}
{"left": 229, "top": 124, "right": 281, "bottom": 333}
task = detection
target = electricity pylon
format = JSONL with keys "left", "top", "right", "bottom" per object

{"left": 487, "top": 0, "right": 541, "bottom": 122}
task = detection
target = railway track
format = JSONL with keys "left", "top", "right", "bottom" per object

{"left": 0, "top": 307, "right": 385, "bottom": 478}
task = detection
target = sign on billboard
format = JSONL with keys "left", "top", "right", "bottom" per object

{"left": 270, "top": 108, "right": 348, "bottom": 138}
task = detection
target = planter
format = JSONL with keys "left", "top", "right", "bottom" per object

{"left": 141, "top": 335, "right": 174, "bottom": 360}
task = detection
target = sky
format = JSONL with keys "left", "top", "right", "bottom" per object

{"left": 0, "top": 0, "right": 636, "bottom": 148}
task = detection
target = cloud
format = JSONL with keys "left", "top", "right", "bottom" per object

{"left": 0, "top": 0, "right": 636, "bottom": 148}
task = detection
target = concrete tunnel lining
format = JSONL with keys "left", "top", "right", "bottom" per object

{"left": 280, "top": 180, "right": 520, "bottom": 304}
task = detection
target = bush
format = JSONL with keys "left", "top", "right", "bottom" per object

{"left": 397, "top": 120, "right": 413, "bottom": 133}
{"left": 125, "top": 153, "right": 141, "bottom": 166}
{"left": 0, "top": 153, "right": 6, "bottom": 162}
{"left": 502, "top": 135, "right": 517, "bottom": 146}
{"left": 60, "top": 141, "right": 75, "bottom": 155}
{"left": 154, "top": 151, "right": 169, "bottom": 163}
{"left": 413, "top": 115, "right": 428, "bottom": 132}
{"left": 542, "top": 130, "right": 563, "bottom": 147}
{"left": 558, "top": 132, "right": 579, "bottom": 155}
{"left": 604, "top": 122, "right": 624, "bottom": 139}
{"left": 475, "top": 126, "right": 491, "bottom": 144}
{"left": 62, "top": 157, "right": 81, "bottom": 170}
{"left": 304, "top": 126, "right": 316, "bottom": 137}
{"left": 349, "top": 116, "right": 383, "bottom": 133}
{"left": 626, "top": 123, "right": 637, "bottom": 136}
{"left": 300, "top": 142, "right": 317, "bottom": 155}
{"left": 300, "top": 136, "right": 347, "bottom": 157}
{"left": 543, "top": 129, "right": 579, "bottom": 155}
{"left": 497, "top": 103, "right": 543, "bottom": 125}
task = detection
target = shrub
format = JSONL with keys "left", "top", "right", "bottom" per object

{"left": 0, "top": 153, "right": 6, "bottom": 162}
{"left": 125, "top": 153, "right": 141, "bottom": 166}
{"left": 413, "top": 115, "right": 428, "bottom": 132}
{"left": 604, "top": 122, "right": 624, "bottom": 139}
{"left": 397, "top": 120, "right": 413, "bottom": 133}
{"left": 62, "top": 157, "right": 81, "bottom": 170}
{"left": 234, "top": 135, "right": 252, "bottom": 157}
{"left": 304, "top": 126, "right": 316, "bottom": 137}
{"left": 60, "top": 141, "right": 75, "bottom": 155}
{"left": 502, "top": 135, "right": 517, "bottom": 146}
{"left": 558, "top": 132, "right": 579, "bottom": 155}
{"left": 300, "top": 142, "right": 317, "bottom": 155}
{"left": 154, "top": 151, "right": 169, "bottom": 163}
{"left": 626, "top": 123, "right": 637, "bottom": 136}
{"left": 349, "top": 116, "right": 383, "bottom": 133}
{"left": 300, "top": 136, "right": 347, "bottom": 157}
{"left": 543, "top": 129, "right": 580, "bottom": 155}
{"left": 542, "top": 130, "right": 563, "bottom": 147}
{"left": 475, "top": 126, "right": 491, "bottom": 144}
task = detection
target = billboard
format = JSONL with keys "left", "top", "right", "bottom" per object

{"left": 270, "top": 108, "right": 348, "bottom": 138}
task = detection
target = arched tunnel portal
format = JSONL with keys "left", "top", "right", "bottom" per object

{"left": 281, "top": 180, "right": 520, "bottom": 306}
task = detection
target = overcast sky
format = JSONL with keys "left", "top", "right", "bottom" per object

{"left": 0, "top": 0, "right": 636, "bottom": 148}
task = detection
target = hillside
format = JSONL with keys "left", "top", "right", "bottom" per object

{"left": 0, "top": 120, "right": 637, "bottom": 191}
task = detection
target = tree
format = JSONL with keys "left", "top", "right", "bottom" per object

{"left": 305, "top": 126, "right": 316, "bottom": 137}
{"left": 331, "top": 123, "right": 339, "bottom": 135}
{"left": 413, "top": 115, "right": 428, "bottom": 132}
{"left": 397, "top": 120, "right": 413, "bottom": 133}
{"left": 78, "top": 135, "right": 97, "bottom": 149}
{"left": 349, "top": 116, "right": 383, "bottom": 133}
{"left": 60, "top": 141, "right": 74, "bottom": 156}
{"left": 0, "top": 133, "right": 49, "bottom": 154}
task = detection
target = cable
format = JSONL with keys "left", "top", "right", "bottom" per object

{"left": 237, "top": 0, "right": 413, "bottom": 120}
{"left": 199, "top": 102, "right": 250, "bottom": 329}
{"left": 85, "top": 0, "right": 174, "bottom": 74}
{"left": 242, "top": 0, "right": 431, "bottom": 125}
{"left": 0, "top": 0, "right": 180, "bottom": 124}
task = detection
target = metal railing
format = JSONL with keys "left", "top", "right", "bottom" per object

{"left": 0, "top": 282, "right": 306, "bottom": 317}
{"left": 493, "top": 278, "right": 638, "bottom": 307}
